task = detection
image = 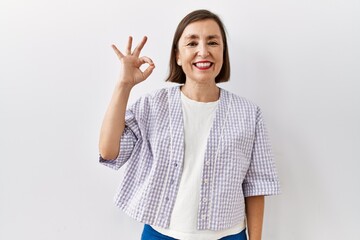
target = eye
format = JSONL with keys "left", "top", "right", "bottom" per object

{"left": 208, "top": 41, "right": 219, "bottom": 46}
{"left": 186, "top": 41, "right": 198, "bottom": 47}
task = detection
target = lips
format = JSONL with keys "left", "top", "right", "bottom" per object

{"left": 193, "top": 61, "right": 213, "bottom": 70}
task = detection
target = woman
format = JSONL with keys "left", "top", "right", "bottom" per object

{"left": 99, "top": 9, "right": 280, "bottom": 240}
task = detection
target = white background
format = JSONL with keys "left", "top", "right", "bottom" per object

{"left": 1, "top": 0, "right": 359, "bottom": 239}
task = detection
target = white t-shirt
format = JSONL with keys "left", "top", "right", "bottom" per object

{"left": 152, "top": 91, "right": 245, "bottom": 240}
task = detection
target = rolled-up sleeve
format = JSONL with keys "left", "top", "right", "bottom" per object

{"left": 242, "top": 107, "right": 281, "bottom": 197}
{"left": 99, "top": 104, "right": 140, "bottom": 170}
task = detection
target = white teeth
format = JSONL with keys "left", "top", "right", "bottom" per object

{"left": 195, "top": 62, "right": 211, "bottom": 68}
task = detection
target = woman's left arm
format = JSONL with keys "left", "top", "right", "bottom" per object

{"left": 245, "top": 195, "right": 265, "bottom": 240}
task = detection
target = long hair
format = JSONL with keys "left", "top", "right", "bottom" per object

{"left": 166, "top": 9, "right": 230, "bottom": 83}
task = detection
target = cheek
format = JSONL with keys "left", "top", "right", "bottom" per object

{"left": 217, "top": 53, "right": 224, "bottom": 66}
{"left": 218, "top": 48, "right": 224, "bottom": 59}
{"left": 216, "top": 52, "right": 223, "bottom": 63}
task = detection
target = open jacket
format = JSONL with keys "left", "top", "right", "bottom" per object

{"left": 100, "top": 85, "right": 280, "bottom": 231}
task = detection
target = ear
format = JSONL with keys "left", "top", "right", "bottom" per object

{"left": 176, "top": 51, "right": 182, "bottom": 66}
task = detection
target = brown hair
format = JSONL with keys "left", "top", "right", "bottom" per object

{"left": 166, "top": 9, "right": 230, "bottom": 84}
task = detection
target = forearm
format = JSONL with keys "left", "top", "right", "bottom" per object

{"left": 99, "top": 37, "right": 154, "bottom": 160}
{"left": 245, "top": 195, "right": 265, "bottom": 240}
{"left": 99, "top": 83, "right": 133, "bottom": 160}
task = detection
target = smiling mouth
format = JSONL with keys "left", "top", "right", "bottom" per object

{"left": 193, "top": 62, "right": 213, "bottom": 70}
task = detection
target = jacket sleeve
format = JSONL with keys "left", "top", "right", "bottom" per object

{"left": 242, "top": 107, "right": 281, "bottom": 197}
{"left": 99, "top": 98, "right": 144, "bottom": 170}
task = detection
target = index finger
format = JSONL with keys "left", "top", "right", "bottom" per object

{"left": 132, "top": 36, "right": 148, "bottom": 57}
{"left": 111, "top": 44, "right": 124, "bottom": 59}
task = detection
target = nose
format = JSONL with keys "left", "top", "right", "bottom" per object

{"left": 197, "top": 42, "right": 209, "bottom": 57}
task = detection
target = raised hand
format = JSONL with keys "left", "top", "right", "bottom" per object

{"left": 112, "top": 36, "right": 155, "bottom": 87}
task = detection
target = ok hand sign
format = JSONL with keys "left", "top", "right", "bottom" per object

{"left": 112, "top": 36, "right": 155, "bottom": 88}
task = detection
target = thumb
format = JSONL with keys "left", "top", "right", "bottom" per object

{"left": 138, "top": 56, "right": 155, "bottom": 80}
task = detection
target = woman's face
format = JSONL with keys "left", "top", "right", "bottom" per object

{"left": 176, "top": 19, "right": 224, "bottom": 85}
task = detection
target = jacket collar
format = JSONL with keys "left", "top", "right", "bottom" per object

{"left": 168, "top": 85, "right": 232, "bottom": 163}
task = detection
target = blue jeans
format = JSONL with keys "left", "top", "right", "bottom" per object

{"left": 141, "top": 224, "right": 247, "bottom": 240}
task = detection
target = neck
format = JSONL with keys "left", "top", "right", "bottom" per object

{"left": 181, "top": 81, "right": 220, "bottom": 102}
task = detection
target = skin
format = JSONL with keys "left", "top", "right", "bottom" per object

{"left": 98, "top": 36, "right": 154, "bottom": 160}
{"left": 246, "top": 196, "right": 265, "bottom": 240}
{"left": 176, "top": 19, "right": 223, "bottom": 102}
{"left": 99, "top": 21, "right": 265, "bottom": 239}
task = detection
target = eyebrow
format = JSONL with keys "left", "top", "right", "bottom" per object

{"left": 184, "top": 34, "right": 221, "bottom": 40}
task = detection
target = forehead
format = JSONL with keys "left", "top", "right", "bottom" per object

{"left": 180, "top": 19, "right": 223, "bottom": 40}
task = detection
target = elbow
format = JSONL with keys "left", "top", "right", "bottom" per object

{"left": 99, "top": 151, "right": 119, "bottom": 161}
{"left": 99, "top": 145, "right": 120, "bottom": 161}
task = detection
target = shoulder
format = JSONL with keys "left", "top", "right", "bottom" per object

{"left": 140, "top": 85, "right": 179, "bottom": 102}
{"left": 130, "top": 85, "right": 179, "bottom": 108}
{"left": 221, "top": 88, "right": 260, "bottom": 112}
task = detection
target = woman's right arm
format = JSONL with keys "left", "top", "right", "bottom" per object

{"left": 99, "top": 36, "right": 155, "bottom": 160}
